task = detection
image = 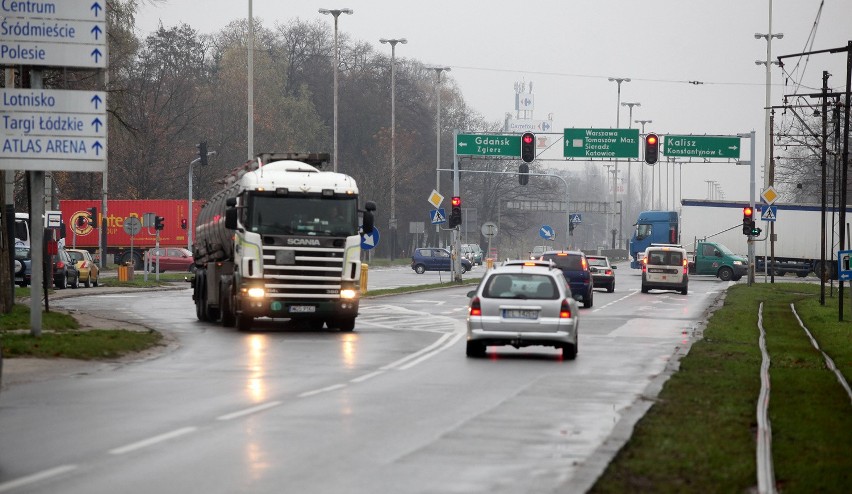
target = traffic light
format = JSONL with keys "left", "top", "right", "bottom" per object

{"left": 518, "top": 163, "right": 529, "bottom": 185}
{"left": 154, "top": 215, "right": 165, "bottom": 231}
{"left": 197, "top": 141, "right": 208, "bottom": 166}
{"left": 181, "top": 218, "right": 188, "bottom": 230}
{"left": 87, "top": 207, "right": 97, "bottom": 227}
{"left": 644, "top": 133, "right": 659, "bottom": 164}
{"left": 742, "top": 207, "right": 755, "bottom": 235}
{"left": 449, "top": 196, "right": 462, "bottom": 228}
{"left": 521, "top": 132, "right": 535, "bottom": 163}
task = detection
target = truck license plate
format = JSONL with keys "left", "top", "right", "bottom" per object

{"left": 289, "top": 305, "right": 316, "bottom": 313}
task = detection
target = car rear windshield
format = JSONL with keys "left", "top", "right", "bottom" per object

{"left": 541, "top": 254, "right": 584, "bottom": 270}
{"left": 484, "top": 273, "right": 558, "bottom": 300}
{"left": 647, "top": 251, "right": 683, "bottom": 266}
{"left": 587, "top": 257, "right": 608, "bottom": 267}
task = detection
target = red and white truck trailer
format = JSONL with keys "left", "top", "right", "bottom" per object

{"left": 59, "top": 199, "right": 204, "bottom": 268}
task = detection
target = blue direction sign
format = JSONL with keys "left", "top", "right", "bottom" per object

{"left": 1, "top": 89, "right": 107, "bottom": 172}
{"left": 839, "top": 250, "right": 852, "bottom": 281}
{"left": 539, "top": 225, "right": 555, "bottom": 241}
{"left": 361, "top": 226, "right": 380, "bottom": 251}
{"left": 430, "top": 208, "right": 447, "bottom": 225}
{"left": 0, "top": 0, "right": 107, "bottom": 68}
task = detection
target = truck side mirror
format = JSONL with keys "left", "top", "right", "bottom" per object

{"left": 361, "top": 201, "right": 376, "bottom": 234}
{"left": 225, "top": 208, "right": 237, "bottom": 230}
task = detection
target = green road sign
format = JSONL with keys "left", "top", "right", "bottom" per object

{"left": 563, "top": 128, "right": 639, "bottom": 159}
{"left": 663, "top": 135, "right": 741, "bottom": 158}
{"left": 456, "top": 134, "right": 520, "bottom": 157}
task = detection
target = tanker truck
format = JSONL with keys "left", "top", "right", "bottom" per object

{"left": 192, "top": 152, "right": 376, "bottom": 332}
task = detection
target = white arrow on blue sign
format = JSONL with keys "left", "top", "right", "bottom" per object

{"left": 539, "top": 225, "right": 555, "bottom": 240}
{"left": 361, "top": 226, "right": 380, "bottom": 251}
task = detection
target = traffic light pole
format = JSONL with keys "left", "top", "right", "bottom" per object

{"left": 748, "top": 130, "right": 756, "bottom": 285}
{"left": 452, "top": 131, "right": 462, "bottom": 282}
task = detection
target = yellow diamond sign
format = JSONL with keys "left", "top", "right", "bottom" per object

{"left": 761, "top": 186, "right": 779, "bottom": 205}
{"left": 428, "top": 190, "right": 444, "bottom": 208}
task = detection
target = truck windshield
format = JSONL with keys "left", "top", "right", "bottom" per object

{"left": 247, "top": 196, "right": 358, "bottom": 236}
{"left": 635, "top": 224, "right": 652, "bottom": 241}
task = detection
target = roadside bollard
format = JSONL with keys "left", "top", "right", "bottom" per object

{"left": 360, "top": 263, "right": 368, "bottom": 292}
{"left": 486, "top": 258, "right": 494, "bottom": 270}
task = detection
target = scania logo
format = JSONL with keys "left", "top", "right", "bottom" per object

{"left": 287, "top": 238, "right": 321, "bottom": 246}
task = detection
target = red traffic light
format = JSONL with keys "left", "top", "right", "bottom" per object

{"left": 644, "top": 133, "right": 659, "bottom": 164}
{"left": 451, "top": 196, "right": 461, "bottom": 207}
{"left": 521, "top": 132, "right": 536, "bottom": 163}
{"left": 647, "top": 134, "right": 657, "bottom": 145}
{"left": 522, "top": 133, "right": 534, "bottom": 145}
{"left": 743, "top": 207, "right": 754, "bottom": 218}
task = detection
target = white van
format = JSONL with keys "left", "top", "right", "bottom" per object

{"left": 461, "top": 244, "right": 483, "bottom": 265}
{"left": 641, "top": 244, "right": 689, "bottom": 295}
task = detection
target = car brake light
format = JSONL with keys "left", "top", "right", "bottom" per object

{"left": 56, "top": 261, "right": 64, "bottom": 269}
{"left": 605, "top": 269, "right": 612, "bottom": 275}
{"left": 560, "top": 299, "right": 572, "bottom": 319}
{"left": 683, "top": 258, "right": 688, "bottom": 274}
{"left": 581, "top": 258, "right": 587, "bottom": 270}
{"left": 469, "top": 296, "right": 482, "bottom": 316}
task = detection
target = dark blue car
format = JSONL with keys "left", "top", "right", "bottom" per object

{"left": 411, "top": 247, "right": 472, "bottom": 274}
{"left": 539, "top": 250, "right": 594, "bottom": 308}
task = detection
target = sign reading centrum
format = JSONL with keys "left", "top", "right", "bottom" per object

{"left": 563, "top": 128, "right": 639, "bottom": 159}
{"left": 456, "top": 134, "right": 520, "bottom": 157}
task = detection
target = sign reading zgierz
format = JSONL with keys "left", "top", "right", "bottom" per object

{"left": 0, "top": 0, "right": 107, "bottom": 68}
{"left": 1, "top": 88, "right": 107, "bottom": 172}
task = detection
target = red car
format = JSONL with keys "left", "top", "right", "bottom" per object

{"left": 144, "top": 247, "right": 196, "bottom": 273}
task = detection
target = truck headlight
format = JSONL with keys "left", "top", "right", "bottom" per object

{"left": 340, "top": 288, "right": 357, "bottom": 299}
{"left": 246, "top": 287, "right": 265, "bottom": 298}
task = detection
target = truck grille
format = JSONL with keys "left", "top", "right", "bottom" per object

{"left": 261, "top": 245, "right": 345, "bottom": 299}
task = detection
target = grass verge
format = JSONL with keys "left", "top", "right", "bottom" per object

{"left": 590, "top": 283, "right": 852, "bottom": 493}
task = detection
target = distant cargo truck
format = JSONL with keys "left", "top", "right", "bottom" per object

{"left": 59, "top": 199, "right": 204, "bottom": 269}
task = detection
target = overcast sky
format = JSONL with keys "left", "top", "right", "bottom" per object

{"left": 135, "top": 0, "right": 849, "bottom": 204}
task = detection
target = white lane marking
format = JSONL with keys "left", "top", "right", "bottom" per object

{"left": 380, "top": 332, "right": 455, "bottom": 370}
{"left": 217, "top": 401, "right": 283, "bottom": 421}
{"left": 0, "top": 465, "right": 78, "bottom": 493}
{"left": 298, "top": 384, "right": 346, "bottom": 398}
{"left": 396, "top": 330, "right": 465, "bottom": 370}
{"left": 350, "top": 370, "right": 385, "bottom": 383}
{"left": 109, "top": 427, "right": 197, "bottom": 455}
{"left": 592, "top": 290, "right": 638, "bottom": 312}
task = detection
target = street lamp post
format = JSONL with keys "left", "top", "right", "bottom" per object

{"left": 621, "top": 101, "right": 640, "bottom": 247}
{"left": 319, "top": 8, "right": 353, "bottom": 173}
{"left": 635, "top": 118, "right": 652, "bottom": 209}
{"left": 608, "top": 77, "right": 630, "bottom": 248}
{"left": 380, "top": 37, "right": 406, "bottom": 260}
{"left": 755, "top": 0, "right": 783, "bottom": 190}
{"left": 430, "top": 66, "right": 450, "bottom": 240}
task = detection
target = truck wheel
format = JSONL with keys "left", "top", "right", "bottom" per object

{"left": 717, "top": 267, "right": 733, "bottom": 281}
{"left": 414, "top": 264, "right": 426, "bottom": 274}
{"left": 236, "top": 314, "right": 253, "bottom": 331}
{"left": 334, "top": 317, "right": 356, "bottom": 332}
{"left": 220, "top": 285, "right": 235, "bottom": 327}
{"left": 195, "top": 271, "right": 208, "bottom": 322}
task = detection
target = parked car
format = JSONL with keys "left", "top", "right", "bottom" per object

{"left": 465, "top": 259, "right": 580, "bottom": 359}
{"left": 66, "top": 248, "right": 100, "bottom": 287}
{"left": 411, "top": 247, "right": 472, "bottom": 274}
{"left": 529, "top": 245, "right": 550, "bottom": 260}
{"left": 14, "top": 245, "right": 31, "bottom": 287}
{"left": 641, "top": 244, "right": 689, "bottom": 295}
{"left": 144, "top": 247, "right": 196, "bottom": 273}
{"left": 538, "top": 250, "right": 594, "bottom": 308}
{"left": 53, "top": 248, "right": 80, "bottom": 289}
{"left": 586, "top": 255, "right": 616, "bottom": 292}
{"left": 461, "top": 244, "right": 484, "bottom": 265}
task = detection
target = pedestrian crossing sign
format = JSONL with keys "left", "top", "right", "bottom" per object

{"left": 430, "top": 208, "right": 447, "bottom": 224}
{"left": 761, "top": 205, "right": 777, "bottom": 222}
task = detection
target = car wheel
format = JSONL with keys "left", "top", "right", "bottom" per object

{"left": 466, "top": 341, "right": 486, "bottom": 358}
{"left": 70, "top": 274, "right": 78, "bottom": 289}
{"left": 562, "top": 343, "right": 577, "bottom": 360}
{"left": 93, "top": 275, "right": 98, "bottom": 287}
{"left": 56, "top": 272, "right": 67, "bottom": 289}
{"left": 681, "top": 286, "right": 688, "bottom": 295}
{"left": 641, "top": 284, "right": 649, "bottom": 293}
{"left": 461, "top": 264, "right": 468, "bottom": 274}
{"left": 84, "top": 275, "right": 91, "bottom": 288}
{"left": 717, "top": 266, "right": 733, "bottom": 281}
{"left": 414, "top": 264, "right": 426, "bottom": 274}
{"left": 607, "top": 283, "right": 614, "bottom": 293}
{"left": 583, "top": 290, "right": 593, "bottom": 308}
